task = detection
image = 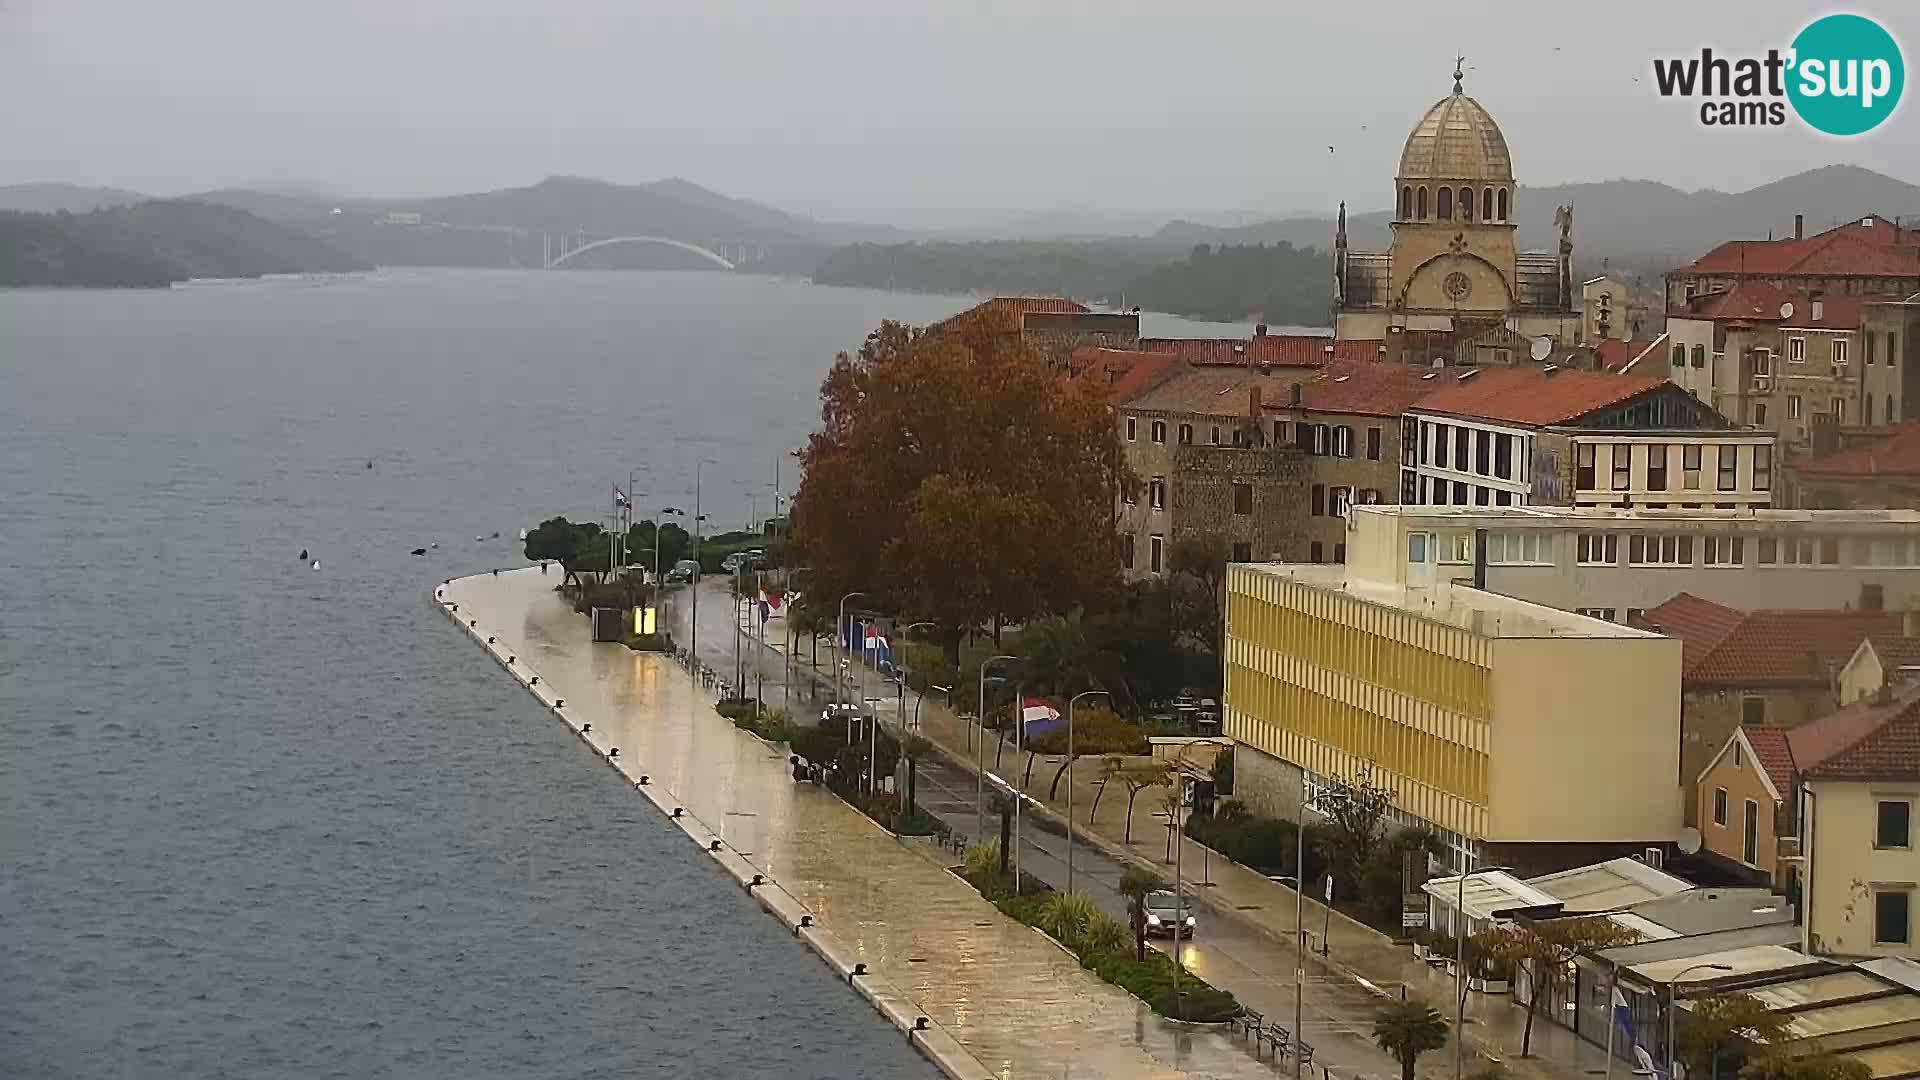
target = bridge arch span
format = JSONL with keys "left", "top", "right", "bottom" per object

{"left": 546, "top": 235, "right": 735, "bottom": 271}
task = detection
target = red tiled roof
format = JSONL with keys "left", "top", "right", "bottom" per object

{"left": 1595, "top": 336, "right": 1664, "bottom": 373}
{"left": 931, "top": 296, "right": 1088, "bottom": 336}
{"left": 1637, "top": 593, "right": 1747, "bottom": 676}
{"left": 1671, "top": 283, "right": 1867, "bottom": 328}
{"left": 1740, "top": 726, "right": 1798, "bottom": 798}
{"left": 1795, "top": 423, "right": 1920, "bottom": 478}
{"left": 1689, "top": 610, "right": 1906, "bottom": 686}
{"left": 1123, "top": 365, "right": 1271, "bottom": 417}
{"left": 1680, "top": 215, "right": 1920, "bottom": 278}
{"left": 1408, "top": 366, "right": 1669, "bottom": 426}
{"left": 1269, "top": 360, "right": 1471, "bottom": 418}
{"left": 1066, "top": 346, "right": 1184, "bottom": 405}
{"left": 1134, "top": 334, "right": 1381, "bottom": 369}
{"left": 1805, "top": 699, "right": 1920, "bottom": 781}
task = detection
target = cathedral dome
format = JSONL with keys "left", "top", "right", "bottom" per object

{"left": 1397, "top": 85, "right": 1513, "bottom": 183}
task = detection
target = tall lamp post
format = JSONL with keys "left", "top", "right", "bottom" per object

{"left": 1667, "top": 963, "right": 1732, "bottom": 1079}
{"left": 656, "top": 505, "right": 684, "bottom": 637}
{"left": 881, "top": 621, "right": 937, "bottom": 797}
{"left": 836, "top": 592, "right": 868, "bottom": 714}
{"left": 976, "top": 655, "right": 1018, "bottom": 841}
{"left": 1065, "top": 689, "right": 1110, "bottom": 896}
{"left": 1294, "top": 785, "right": 1350, "bottom": 1080}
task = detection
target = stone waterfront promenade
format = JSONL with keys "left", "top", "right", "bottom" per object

{"left": 439, "top": 567, "right": 1285, "bottom": 1080}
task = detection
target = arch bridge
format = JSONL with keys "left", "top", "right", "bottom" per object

{"left": 542, "top": 232, "right": 736, "bottom": 271}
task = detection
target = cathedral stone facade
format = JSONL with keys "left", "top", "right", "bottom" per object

{"left": 1335, "top": 65, "right": 1580, "bottom": 361}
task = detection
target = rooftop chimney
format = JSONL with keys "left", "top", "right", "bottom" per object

{"left": 1794, "top": 213, "right": 1804, "bottom": 241}
{"left": 1254, "top": 323, "right": 1268, "bottom": 338}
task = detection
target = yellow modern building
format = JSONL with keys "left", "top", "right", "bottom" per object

{"left": 1224, "top": 562, "right": 1683, "bottom": 873}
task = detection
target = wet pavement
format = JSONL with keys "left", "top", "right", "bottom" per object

{"left": 446, "top": 569, "right": 1301, "bottom": 1080}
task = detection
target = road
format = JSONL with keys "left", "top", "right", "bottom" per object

{"left": 665, "top": 580, "right": 1411, "bottom": 1078}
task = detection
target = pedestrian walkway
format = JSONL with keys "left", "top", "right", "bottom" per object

{"left": 802, "top": 634, "right": 1613, "bottom": 1080}
{"left": 443, "top": 569, "right": 1299, "bottom": 1080}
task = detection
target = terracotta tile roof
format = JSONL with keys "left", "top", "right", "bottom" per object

{"left": 1672, "top": 284, "right": 1867, "bottom": 328}
{"left": 1680, "top": 216, "right": 1920, "bottom": 278}
{"left": 1134, "top": 335, "right": 1380, "bottom": 369}
{"left": 1270, "top": 360, "right": 1472, "bottom": 418}
{"left": 1123, "top": 365, "right": 1271, "bottom": 418}
{"left": 1690, "top": 610, "right": 1906, "bottom": 686}
{"left": 1805, "top": 698, "right": 1920, "bottom": 781}
{"left": 1865, "top": 633, "right": 1920, "bottom": 671}
{"left": 1596, "top": 336, "right": 1664, "bottom": 373}
{"left": 1740, "top": 726, "right": 1798, "bottom": 799}
{"left": 1795, "top": 422, "right": 1920, "bottom": 478}
{"left": 1408, "top": 366, "right": 1670, "bottom": 427}
{"left": 1636, "top": 593, "right": 1747, "bottom": 676}
{"left": 931, "top": 296, "right": 1088, "bottom": 335}
{"left": 1066, "top": 346, "right": 1185, "bottom": 405}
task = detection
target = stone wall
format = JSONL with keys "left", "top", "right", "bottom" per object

{"left": 1230, "top": 742, "right": 1307, "bottom": 822}
{"left": 1172, "top": 445, "right": 1310, "bottom": 561}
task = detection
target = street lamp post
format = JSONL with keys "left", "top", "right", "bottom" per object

{"left": 1065, "top": 689, "right": 1110, "bottom": 896}
{"left": 1295, "top": 785, "right": 1350, "bottom": 1080}
{"left": 1668, "top": 963, "right": 1733, "bottom": 1079}
{"left": 836, "top": 592, "right": 868, "bottom": 714}
{"left": 976, "top": 655, "right": 1018, "bottom": 842}
{"left": 656, "top": 506, "right": 683, "bottom": 638}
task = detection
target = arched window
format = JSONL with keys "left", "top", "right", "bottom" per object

{"left": 1400, "top": 186, "right": 1412, "bottom": 219}
{"left": 1483, "top": 188, "right": 1494, "bottom": 220}
{"left": 1497, "top": 188, "right": 1510, "bottom": 220}
{"left": 1417, "top": 187, "right": 1428, "bottom": 219}
{"left": 1437, "top": 187, "right": 1453, "bottom": 219}
{"left": 1459, "top": 187, "right": 1473, "bottom": 221}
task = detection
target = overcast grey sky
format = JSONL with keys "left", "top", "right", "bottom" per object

{"left": 3, "top": 1, "right": 1916, "bottom": 227}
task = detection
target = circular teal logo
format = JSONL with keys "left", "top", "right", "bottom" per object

{"left": 1788, "top": 14, "right": 1904, "bottom": 135}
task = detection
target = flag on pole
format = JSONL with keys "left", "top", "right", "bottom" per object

{"left": 759, "top": 585, "right": 784, "bottom": 613}
{"left": 863, "top": 624, "right": 891, "bottom": 667}
{"left": 612, "top": 484, "right": 628, "bottom": 508}
{"left": 1021, "top": 697, "right": 1064, "bottom": 738}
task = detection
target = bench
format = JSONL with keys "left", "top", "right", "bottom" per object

{"left": 1294, "top": 1039, "right": 1315, "bottom": 1068}
{"left": 1231, "top": 1009, "right": 1264, "bottom": 1040}
{"left": 1259, "top": 1023, "right": 1290, "bottom": 1060}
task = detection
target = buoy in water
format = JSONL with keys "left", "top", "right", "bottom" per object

{"left": 310, "top": 560, "right": 321, "bottom": 570}
{"left": 299, "top": 549, "right": 309, "bottom": 561}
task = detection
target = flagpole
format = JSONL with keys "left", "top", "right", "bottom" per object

{"left": 1605, "top": 969, "right": 1619, "bottom": 1080}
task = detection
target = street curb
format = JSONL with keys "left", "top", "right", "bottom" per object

{"left": 434, "top": 576, "right": 996, "bottom": 1080}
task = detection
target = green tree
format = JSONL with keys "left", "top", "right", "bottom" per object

{"left": 1482, "top": 917, "right": 1641, "bottom": 1057}
{"left": 1740, "top": 1049, "right": 1872, "bottom": 1080}
{"left": 1678, "top": 993, "right": 1793, "bottom": 1079}
{"left": 1118, "top": 866, "right": 1167, "bottom": 962}
{"left": 1319, "top": 762, "right": 1396, "bottom": 893}
{"left": 1024, "top": 706, "right": 1149, "bottom": 800}
{"left": 1371, "top": 1000, "right": 1450, "bottom": 1080}
{"left": 1168, "top": 531, "right": 1230, "bottom": 659}
{"left": 1018, "top": 610, "right": 1130, "bottom": 706}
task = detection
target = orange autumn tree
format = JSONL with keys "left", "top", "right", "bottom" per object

{"left": 791, "top": 311, "right": 1132, "bottom": 664}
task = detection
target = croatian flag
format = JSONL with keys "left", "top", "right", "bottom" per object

{"left": 864, "top": 624, "right": 891, "bottom": 667}
{"left": 1021, "top": 697, "right": 1065, "bottom": 739}
{"left": 1612, "top": 985, "right": 1662, "bottom": 1079}
{"left": 611, "top": 484, "right": 628, "bottom": 508}
{"left": 759, "top": 585, "right": 783, "bottom": 613}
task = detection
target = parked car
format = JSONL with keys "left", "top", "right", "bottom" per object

{"left": 1142, "top": 890, "right": 1197, "bottom": 937}
{"left": 665, "top": 559, "right": 700, "bottom": 584}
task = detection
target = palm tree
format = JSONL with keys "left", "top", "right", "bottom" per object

{"left": 1118, "top": 866, "right": 1167, "bottom": 962}
{"left": 1019, "top": 611, "right": 1127, "bottom": 703}
{"left": 1372, "top": 1001, "right": 1450, "bottom": 1080}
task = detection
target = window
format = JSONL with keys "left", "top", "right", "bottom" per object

{"left": 1149, "top": 477, "right": 1165, "bottom": 510}
{"left": 1742, "top": 697, "right": 1767, "bottom": 725}
{"left": 1437, "top": 186, "right": 1452, "bottom": 219}
{"left": 1788, "top": 395, "right": 1803, "bottom": 419}
{"left": 1434, "top": 423, "right": 1450, "bottom": 468}
{"left": 1672, "top": 344, "right": 1685, "bottom": 369}
{"left": 1577, "top": 607, "right": 1618, "bottom": 622}
{"left": 1486, "top": 532, "right": 1554, "bottom": 564}
{"left": 1878, "top": 800, "right": 1912, "bottom": 849}
{"left": 1497, "top": 188, "right": 1508, "bottom": 220}
{"left": 1475, "top": 430, "right": 1491, "bottom": 475}
{"left": 1890, "top": 331, "right": 1900, "bottom": 368}
{"left": 1754, "top": 348, "right": 1773, "bottom": 374}
{"left": 1402, "top": 470, "right": 1418, "bottom": 504}
{"left": 1231, "top": 541, "right": 1252, "bottom": 562}
{"left": 1274, "top": 419, "right": 1290, "bottom": 446}
{"left": 1833, "top": 338, "right": 1849, "bottom": 366}
{"left": 1440, "top": 533, "right": 1473, "bottom": 564}
{"left": 1683, "top": 444, "right": 1702, "bottom": 489}
{"left": 1713, "top": 788, "right": 1729, "bottom": 826}
{"left": 1742, "top": 800, "right": 1760, "bottom": 865}
{"left": 1754, "top": 444, "right": 1772, "bottom": 491}
{"left": 1334, "top": 425, "right": 1354, "bottom": 458}
{"left": 1692, "top": 344, "right": 1706, "bottom": 368}
{"left": 1576, "top": 444, "right": 1596, "bottom": 489}
{"left": 1149, "top": 534, "right": 1164, "bottom": 574}
{"left": 1611, "top": 446, "right": 1631, "bottom": 490}
{"left": 1820, "top": 536, "right": 1840, "bottom": 565}
{"left": 1366, "top": 427, "right": 1381, "bottom": 461}
{"left": 1704, "top": 536, "right": 1745, "bottom": 567}
{"left": 1717, "top": 447, "right": 1738, "bottom": 491}
{"left": 1629, "top": 533, "right": 1693, "bottom": 566}
{"left": 1312, "top": 423, "right": 1330, "bottom": 456}
{"left": 1453, "top": 481, "right": 1469, "bottom": 505}
{"left": 1756, "top": 536, "right": 1778, "bottom": 564}
{"left": 1647, "top": 444, "right": 1668, "bottom": 490}
{"left": 1179, "top": 422, "right": 1194, "bottom": 445}
{"left": 1754, "top": 402, "right": 1769, "bottom": 426}
{"left": 1125, "top": 416, "right": 1137, "bottom": 442}
{"left": 1408, "top": 532, "right": 1431, "bottom": 563}
{"left": 1482, "top": 187, "right": 1494, "bottom": 220}
{"left": 1474, "top": 486, "right": 1489, "bottom": 505}
{"left": 1121, "top": 533, "right": 1136, "bottom": 569}
{"left": 1309, "top": 541, "right": 1324, "bottom": 562}
{"left": 1402, "top": 418, "right": 1418, "bottom": 465}
{"left": 1329, "top": 486, "right": 1352, "bottom": 517}
{"left": 1788, "top": 337, "right": 1806, "bottom": 364}
{"left": 1310, "top": 483, "right": 1326, "bottom": 516}
{"left": 1232, "top": 483, "right": 1253, "bottom": 515}
{"left": 1151, "top": 419, "right": 1166, "bottom": 443}
{"left": 1877, "top": 890, "right": 1912, "bottom": 946}
{"left": 1208, "top": 424, "right": 1219, "bottom": 445}
{"left": 1455, "top": 427, "right": 1470, "bottom": 470}
{"left": 1400, "top": 186, "right": 1412, "bottom": 219}
{"left": 1625, "top": 607, "right": 1646, "bottom": 624}
{"left": 1835, "top": 398, "right": 1847, "bottom": 423}
{"left": 1494, "top": 433, "right": 1512, "bottom": 479}
{"left": 1417, "top": 186, "right": 1427, "bottom": 219}
{"left": 1458, "top": 187, "right": 1472, "bottom": 221}
{"left": 1577, "top": 532, "right": 1618, "bottom": 565}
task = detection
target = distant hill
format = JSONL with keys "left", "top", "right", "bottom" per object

{"left": 0, "top": 200, "right": 368, "bottom": 288}
{"left": 0, "top": 183, "right": 149, "bottom": 214}
{"left": 1149, "top": 165, "right": 1920, "bottom": 266}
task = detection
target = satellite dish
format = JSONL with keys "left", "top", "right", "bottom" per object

{"left": 1678, "top": 826, "right": 1703, "bottom": 855}
{"left": 1779, "top": 302, "right": 1795, "bottom": 319}
{"left": 1529, "top": 336, "right": 1553, "bottom": 362}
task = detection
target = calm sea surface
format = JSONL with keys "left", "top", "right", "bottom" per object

{"left": 0, "top": 269, "right": 1254, "bottom": 1078}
